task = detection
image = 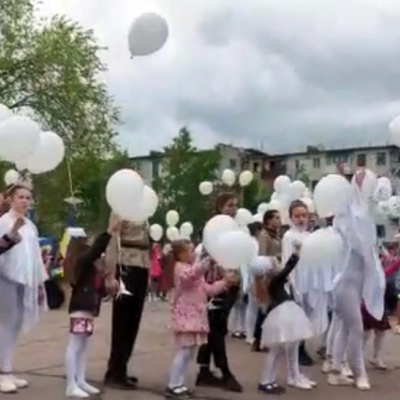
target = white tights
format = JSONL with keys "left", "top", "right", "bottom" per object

{"left": 260, "top": 342, "right": 300, "bottom": 384}
{"left": 65, "top": 333, "right": 98, "bottom": 395}
{"left": 0, "top": 280, "right": 24, "bottom": 373}
{"left": 363, "top": 330, "right": 385, "bottom": 359}
{"left": 168, "top": 346, "right": 196, "bottom": 388}
{"left": 231, "top": 297, "right": 246, "bottom": 333}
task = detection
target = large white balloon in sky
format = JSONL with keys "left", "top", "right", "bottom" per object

{"left": 4, "top": 169, "right": 19, "bottom": 186}
{"left": 22, "top": 131, "right": 65, "bottom": 174}
{"left": 0, "top": 116, "right": 41, "bottom": 162}
{"left": 106, "top": 169, "right": 145, "bottom": 221}
{"left": 128, "top": 12, "right": 169, "bottom": 57}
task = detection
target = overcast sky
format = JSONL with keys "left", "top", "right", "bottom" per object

{"left": 40, "top": 0, "right": 400, "bottom": 156}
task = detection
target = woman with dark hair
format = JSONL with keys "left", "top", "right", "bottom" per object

{"left": 196, "top": 192, "right": 242, "bottom": 392}
{"left": 252, "top": 209, "right": 282, "bottom": 352}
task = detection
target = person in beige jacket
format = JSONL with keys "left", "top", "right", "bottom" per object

{"left": 103, "top": 213, "right": 151, "bottom": 390}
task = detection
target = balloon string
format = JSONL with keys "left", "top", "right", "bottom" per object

{"left": 66, "top": 158, "right": 74, "bottom": 197}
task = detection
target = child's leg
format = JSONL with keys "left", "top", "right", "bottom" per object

{"left": 168, "top": 346, "right": 196, "bottom": 390}
{"left": 363, "top": 330, "right": 372, "bottom": 352}
{"left": 260, "top": 346, "right": 282, "bottom": 385}
{"left": 370, "top": 330, "right": 386, "bottom": 369}
{"left": 245, "top": 295, "right": 258, "bottom": 343}
{"left": 65, "top": 334, "right": 89, "bottom": 398}
{"left": 75, "top": 335, "right": 100, "bottom": 394}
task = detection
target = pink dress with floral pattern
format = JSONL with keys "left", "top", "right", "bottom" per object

{"left": 171, "top": 260, "right": 226, "bottom": 347}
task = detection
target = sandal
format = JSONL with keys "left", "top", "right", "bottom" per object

{"left": 165, "top": 385, "right": 193, "bottom": 398}
{"left": 258, "top": 382, "right": 286, "bottom": 395}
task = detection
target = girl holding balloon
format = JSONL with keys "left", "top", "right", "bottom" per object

{"left": 164, "top": 239, "right": 236, "bottom": 398}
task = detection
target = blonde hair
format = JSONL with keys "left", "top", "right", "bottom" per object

{"left": 253, "top": 257, "right": 281, "bottom": 305}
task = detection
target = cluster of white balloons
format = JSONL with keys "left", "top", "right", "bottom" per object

{"left": 203, "top": 214, "right": 257, "bottom": 270}
{"left": 0, "top": 104, "right": 65, "bottom": 175}
{"left": 106, "top": 169, "right": 158, "bottom": 222}
{"left": 252, "top": 175, "right": 313, "bottom": 225}
{"left": 199, "top": 169, "right": 254, "bottom": 195}
{"left": 128, "top": 13, "right": 169, "bottom": 57}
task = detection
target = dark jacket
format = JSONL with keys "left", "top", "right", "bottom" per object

{"left": 68, "top": 232, "right": 111, "bottom": 316}
{"left": 266, "top": 253, "right": 299, "bottom": 314}
{"left": 0, "top": 234, "right": 18, "bottom": 255}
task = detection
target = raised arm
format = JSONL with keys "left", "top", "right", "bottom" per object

{"left": 80, "top": 232, "right": 112, "bottom": 266}
{"left": 175, "top": 259, "right": 210, "bottom": 288}
{"left": 384, "top": 258, "right": 400, "bottom": 277}
{"left": 269, "top": 253, "right": 299, "bottom": 286}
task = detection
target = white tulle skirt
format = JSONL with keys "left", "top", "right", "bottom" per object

{"left": 261, "top": 300, "right": 314, "bottom": 347}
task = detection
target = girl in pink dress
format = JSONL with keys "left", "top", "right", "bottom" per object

{"left": 165, "top": 240, "right": 236, "bottom": 398}
{"left": 149, "top": 242, "right": 162, "bottom": 301}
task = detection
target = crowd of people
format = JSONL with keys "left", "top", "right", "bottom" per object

{"left": 0, "top": 172, "right": 399, "bottom": 398}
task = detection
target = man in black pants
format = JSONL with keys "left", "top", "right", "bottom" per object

{"left": 104, "top": 219, "right": 150, "bottom": 390}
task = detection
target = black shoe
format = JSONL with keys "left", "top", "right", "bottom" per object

{"left": 165, "top": 386, "right": 193, "bottom": 398}
{"left": 221, "top": 375, "right": 242, "bottom": 392}
{"left": 252, "top": 339, "right": 261, "bottom": 352}
{"left": 104, "top": 375, "right": 137, "bottom": 390}
{"left": 258, "top": 382, "right": 286, "bottom": 395}
{"left": 128, "top": 376, "right": 138, "bottom": 384}
{"left": 195, "top": 369, "right": 222, "bottom": 387}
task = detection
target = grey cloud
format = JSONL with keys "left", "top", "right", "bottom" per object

{"left": 41, "top": 0, "right": 400, "bottom": 155}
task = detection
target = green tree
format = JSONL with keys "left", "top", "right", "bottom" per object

{"left": 242, "top": 179, "right": 272, "bottom": 212}
{"left": 0, "top": 0, "right": 125, "bottom": 233}
{"left": 153, "top": 128, "right": 221, "bottom": 233}
{"left": 294, "top": 164, "right": 310, "bottom": 186}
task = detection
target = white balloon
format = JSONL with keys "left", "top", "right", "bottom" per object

{"left": 374, "top": 177, "right": 392, "bottom": 202}
{"left": 257, "top": 202, "right": 269, "bottom": 215}
{"left": 303, "top": 188, "right": 312, "bottom": 198}
{"left": 149, "top": 224, "right": 163, "bottom": 241}
{"left": 166, "top": 226, "right": 180, "bottom": 241}
{"left": 269, "top": 199, "right": 284, "bottom": 213}
{"left": 389, "top": 114, "right": 400, "bottom": 148}
{"left": 166, "top": 210, "right": 179, "bottom": 227}
{"left": 248, "top": 256, "right": 274, "bottom": 276}
{"left": 4, "top": 169, "right": 19, "bottom": 186}
{"left": 106, "top": 169, "right": 145, "bottom": 221}
{"left": 239, "top": 170, "right": 253, "bottom": 187}
{"left": 23, "top": 131, "right": 65, "bottom": 174}
{"left": 0, "top": 104, "right": 12, "bottom": 123}
{"left": 221, "top": 169, "right": 236, "bottom": 186}
{"left": 199, "top": 181, "right": 213, "bottom": 195}
{"left": 235, "top": 208, "right": 253, "bottom": 226}
{"left": 252, "top": 213, "right": 263, "bottom": 223}
{"left": 288, "top": 180, "right": 307, "bottom": 201}
{"left": 203, "top": 215, "right": 239, "bottom": 257}
{"left": 388, "top": 196, "right": 400, "bottom": 217}
{"left": 128, "top": 13, "right": 169, "bottom": 57}
{"left": 274, "top": 175, "right": 291, "bottom": 193}
{"left": 300, "top": 197, "right": 315, "bottom": 213}
{"left": 213, "top": 230, "right": 256, "bottom": 270}
{"left": 270, "top": 192, "right": 279, "bottom": 201}
{"left": 140, "top": 186, "right": 158, "bottom": 217}
{"left": 313, "top": 174, "right": 352, "bottom": 217}
{"left": 0, "top": 116, "right": 41, "bottom": 162}
{"left": 180, "top": 222, "right": 194, "bottom": 238}
{"left": 300, "top": 227, "right": 344, "bottom": 267}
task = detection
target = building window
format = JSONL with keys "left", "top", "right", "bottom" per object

{"left": 295, "top": 159, "right": 300, "bottom": 169}
{"left": 376, "top": 152, "right": 387, "bottom": 166}
{"left": 356, "top": 153, "right": 366, "bottom": 167}
{"left": 313, "top": 158, "right": 320, "bottom": 168}
{"left": 253, "top": 162, "right": 260, "bottom": 172}
{"left": 229, "top": 159, "right": 237, "bottom": 169}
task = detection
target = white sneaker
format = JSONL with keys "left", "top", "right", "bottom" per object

{"left": 77, "top": 381, "right": 100, "bottom": 395}
{"left": 355, "top": 376, "right": 371, "bottom": 391}
{"left": 327, "top": 373, "right": 354, "bottom": 386}
{"left": 9, "top": 375, "right": 28, "bottom": 389}
{"left": 66, "top": 385, "right": 89, "bottom": 398}
{"left": 300, "top": 374, "right": 317, "bottom": 387}
{"left": 287, "top": 376, "right": 312, "bottom": 390}
{"left": 370, "top": 358, "right": 387, "bottom": 370}
{"left": 322, "top": 360, "right": 332, "bottom": 373}
{"left": 341, "top": 362, "right": 353, "bottom": 378}
{"left": 0, "top": 375, "right": 18, "bottom": 393}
